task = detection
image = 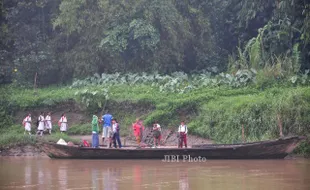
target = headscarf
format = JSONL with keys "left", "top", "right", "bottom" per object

{"left": 92, "top": 115, "right": 98, "bottom": 125}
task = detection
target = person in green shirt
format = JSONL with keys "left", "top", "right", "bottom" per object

{"left": 92, "top": 115, "right": 100, "bottom": 148}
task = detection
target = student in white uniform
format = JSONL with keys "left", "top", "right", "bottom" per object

{"left": 45, "top": 112, "right": 52, "bottom": 134}
{"left": 36, "top": 112, "right": 45, "bottom": 136}
{"left": 58, "top": 113, "right": 68, "bottom": 133}
{"left": 22, "top": 113, "right": 32, "bottom": 135}
{"left": 178, "top": 121, "right": 188, "bottom": 148}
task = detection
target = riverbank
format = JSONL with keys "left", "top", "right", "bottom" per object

{"left": 1, "top": 75, "right": 310, "bottom": 155}
{"left": 3, "top": 84, "right": 310, "bottom": 142}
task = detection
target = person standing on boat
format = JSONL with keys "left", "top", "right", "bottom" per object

{"left": 92, "top": 115, "right": 100, "bottom": 148}
{"left": 45, "top": 112, "right": 52, "bottom": 134}
{"left": 22, "top": 113, "right": 32, "bottom": 135}
{"left": 36, "top": 112, "right": 45, "bottom": 136}
{"left": 101, "top": 110, "right": 113, "bottom": 146}
{"left": 178, "top": 121, "right": 188, "bottom": 148}
{"left": 58, "top": 113, "right": 68, "bottom": 133}
{"left": 152, "top": 121, "right": 161, "bottom": 148}
{"left": 132, "top": 119, "right": 145, "bottom": 146}
{"left": 112, "top": 119, "right": 122, "bottom": 148}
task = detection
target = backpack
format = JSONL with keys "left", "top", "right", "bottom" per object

{"left": 36, "top": 116, "right": 42, "bottom": 127}
{"left": 36, "top": 118, "right": 40, "bottom": 127}
{"left": 83, "top": 140, "right": 90, "bottom": 147}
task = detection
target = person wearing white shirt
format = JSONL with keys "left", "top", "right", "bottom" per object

{"left": 36, "top": 112, "right": 45, "bottom": 136}
{"left": 112, "top": 119, "right": 122, "bottom": 148}
{"left": 45, "top": 112, "right": 52, "bottom": 134}
{"left": 178, "top": 121, "right": 188, "bottom": 148}
{"left": 152, "top": 121, "right": 161, "bottom": 148}
{"left": 58, "top": 113, "right": 68, "bottom": 133}
{"left": 22, "top": 113, "right": 32, "bottom": 135}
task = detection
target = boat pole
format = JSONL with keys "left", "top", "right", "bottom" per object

{"left": 242, "top": 124, "right": 245, "bottom": 143}
{"left": 277, "top": 114, "right": 283, "bottom": 137}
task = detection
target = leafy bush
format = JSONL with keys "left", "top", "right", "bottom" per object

{"left": 70, "top": 70, "right": 258, "bottom": 94}
{"left": 67, "top": 124, "right": 90, "bottom": 135}
{"left": 293, "top": 140, "right": 310, "bottom": 157}
{"left": 74, "top": 88, "right": 109, "bottom": 112}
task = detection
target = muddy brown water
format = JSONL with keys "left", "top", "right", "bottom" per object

{"left": 0, "top": 158, "right": 310, "bottom": 190}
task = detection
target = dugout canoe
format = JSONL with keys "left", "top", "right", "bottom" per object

{"left": 41, "top": 136, "right": 305, "bottom": 160}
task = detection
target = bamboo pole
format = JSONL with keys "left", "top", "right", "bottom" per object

{"left": 277, "top": 114, "right": 283, "bottom": 137}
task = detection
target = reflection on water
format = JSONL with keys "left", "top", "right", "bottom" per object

{"left": 178, "top": 168, "right": 189, "bottom": 190}
{"left": 103, "top": 167, "right": 118, "bottom": 190}
{"left": 58, "top": 166, "right": 67, "bottom": 190}
{"left": 133, "top": 165, "right": 142, "bottom": 190}
{"left": 37, "top": 161, "right": 44, "bottom": 190}
{"left": 1, "top": 158, "right": 310, "bottom": 190}
{"left": 25, "top": 164, "right": 31, "bottom": 186}
{"left": 92, "top": 168, "right": 99, "bottom": 190}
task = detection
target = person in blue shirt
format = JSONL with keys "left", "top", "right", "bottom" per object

{"left": 101, "top": 110, "right": 113, "bottom": 147}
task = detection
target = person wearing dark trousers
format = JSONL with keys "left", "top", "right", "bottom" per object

{"left": 178, "top": 121, "right": 188, "bottom": 148}
{"left": 112, "top": 119, "right": 122, "bottom": 148}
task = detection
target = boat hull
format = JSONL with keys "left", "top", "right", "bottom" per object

{"left": 41, "top": 136, "right": 304, "bottom": 160}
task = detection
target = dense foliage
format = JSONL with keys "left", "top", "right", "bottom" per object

{"left": 2, "top": 74, "right": 310, "bottom": 144}
{"left": 1, "top": 0, "right": 309, "bottom": 85}
{"left": 0, "top": 0, "right": 310, "bottom": 152}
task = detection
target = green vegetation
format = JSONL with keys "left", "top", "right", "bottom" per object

{"left": 1, "top": 0, "right": 310, "bottom": 155}
{"left": 293, "top": 139, "right": 310, "bottom": 157}
{"left": 1, "top": 0, "right": 310, "bottom": 85}
{"left": 0, "top": 125, "right": 80, "bottom": 149}
{"left": 2, "top": 71, "right": 310, "bottom": 147}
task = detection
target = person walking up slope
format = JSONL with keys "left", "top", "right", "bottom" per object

{"left": 22, "top": 113, "right": 32, "bottom": 135}
{"left": 45, "top": 112, "right": 52, "bottom": 134}
{"left": 36, "top": 112, "right": 45, "bottom": 136}
{"left": 58, "top": 113, "right": 68, "bottom": 133}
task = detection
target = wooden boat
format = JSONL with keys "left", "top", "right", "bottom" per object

{"left": 41, "top": 136, "right": 305, "bottom": 160}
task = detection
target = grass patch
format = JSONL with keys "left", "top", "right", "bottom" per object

{"left": 67, "top": 124, "right": 90, "bottom": 135}
{"left": 293, "top": 139, "right": 310, "bottom": 157}
{"left": 0, "top": 125, "right": 80, "bottom": 149}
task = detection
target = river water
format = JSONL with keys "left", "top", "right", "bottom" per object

{"left": 0, "top": 157, "right": 309, "bottom": 190}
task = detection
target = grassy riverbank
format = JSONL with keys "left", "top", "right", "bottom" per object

{"left": 0, "top": 125, "right": 80, "bottom": 149}
{"left": 1, "top": 72, "right": 310, "bottom": 155}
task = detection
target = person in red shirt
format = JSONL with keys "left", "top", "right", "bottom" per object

{"left": 132, "top": 119, "right": 145, "bottom": 146}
